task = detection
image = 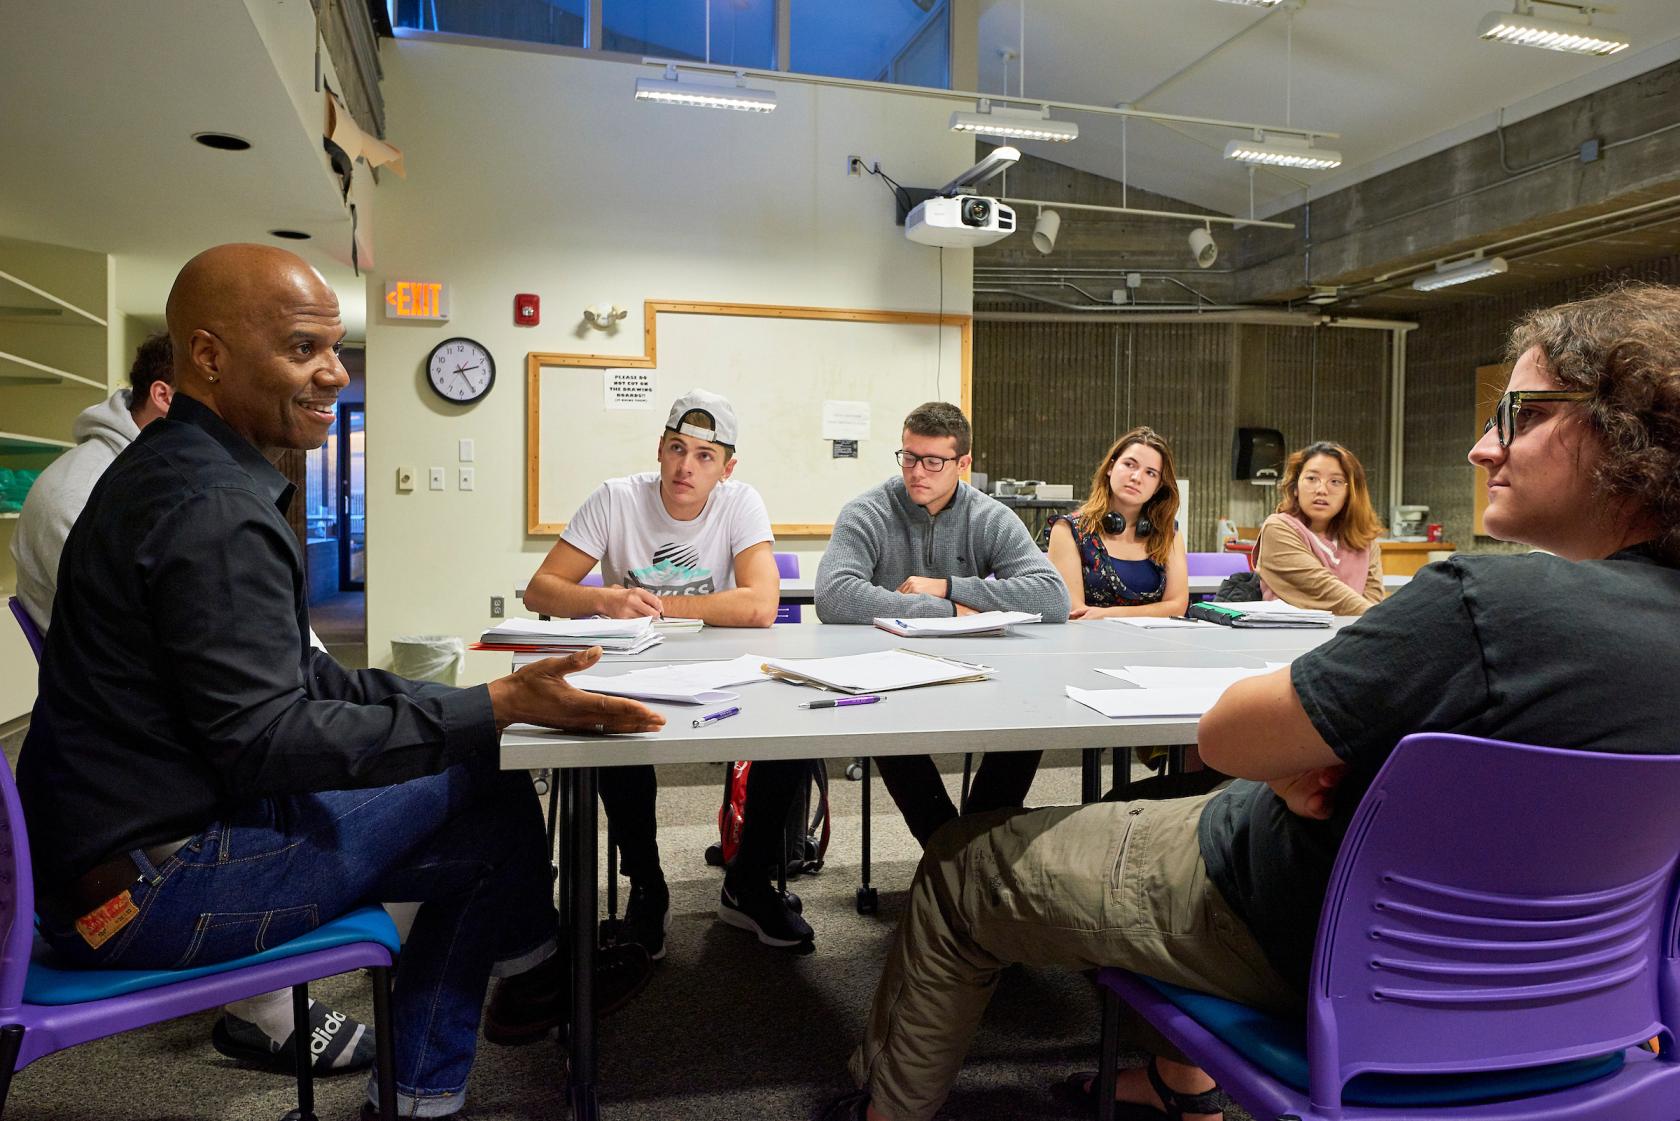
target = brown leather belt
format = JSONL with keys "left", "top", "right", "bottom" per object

{"left": 40, "top": 837, "right": 195, "bottom": 926}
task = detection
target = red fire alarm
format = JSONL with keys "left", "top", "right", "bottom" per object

{"left": 514, "top": 293, "right": 540, "bottom": 326}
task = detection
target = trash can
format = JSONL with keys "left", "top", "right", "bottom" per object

{"left": 391, "top": 634, "right": 465, "bottom": 685}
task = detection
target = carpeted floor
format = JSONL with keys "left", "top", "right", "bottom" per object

{"left": 5, "top": 753, "right": 1251, "bottom": 1121}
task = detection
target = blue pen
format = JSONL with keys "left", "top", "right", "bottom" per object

{"left": 693, "top": 706, "right": 740, "bottom": 729}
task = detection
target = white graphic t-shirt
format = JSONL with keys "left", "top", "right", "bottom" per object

{"left": 561, "top": 471, "right": 773, "bottom": 596}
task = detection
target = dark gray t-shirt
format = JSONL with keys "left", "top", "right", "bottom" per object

{"left": 1197, "top": 545, "right": 1680, "bottom": 991}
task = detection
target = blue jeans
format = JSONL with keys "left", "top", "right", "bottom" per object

{"left": 41, "top": 757, "right": 557, "bottom": 1118}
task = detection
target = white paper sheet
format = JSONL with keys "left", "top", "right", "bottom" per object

{"left": 569, "top": 655, "right": 770, "bottom": 704}
{"left": 874, "top": 611, "right": 1040, "bottom": 637}
{"left": 1105, "top": 617, "right": 1213, "bottom": 628}
{"left": 820, "top": 400, "right": 871, "bottom": 440}
{"left": 1066, "top": 685, "right": 1224, "bottom": 719}
{"left": 764, "top": 649, "right": 992, "bottom": 693}
{"left": 1095, "top": 664, "right": 1288, "bottom": 691}
{"left": 604, "top": 369, "right": 656, "bottom": 410}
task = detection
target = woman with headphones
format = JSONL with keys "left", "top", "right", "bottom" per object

{"left": 1048, "top": 427, "right": 1190, "bottom": 619}
{"left": 1256, "top": 440, "right": 1387, "bottom": 615}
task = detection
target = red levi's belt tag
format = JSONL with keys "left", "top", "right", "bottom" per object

{"left": 74, "top": 890, "right": 139, "bottom": 950}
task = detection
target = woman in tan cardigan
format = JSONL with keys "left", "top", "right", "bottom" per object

{"left": 1256, "top": 441, "right": 1386, "bottom": 615}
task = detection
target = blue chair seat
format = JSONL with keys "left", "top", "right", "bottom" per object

{"left": 26, "top": 905, "right": 399, "bottom": 1006}
{"left": 1140, "top": 977, "right": 1625, "bottom": 1108}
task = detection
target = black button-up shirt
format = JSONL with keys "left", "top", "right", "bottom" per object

{"left": 19, "top": 393, "right": 496, "bottom": 891}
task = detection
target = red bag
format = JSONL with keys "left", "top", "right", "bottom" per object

{"left": 707, "top": 760, "right": 830, "bottom": 876}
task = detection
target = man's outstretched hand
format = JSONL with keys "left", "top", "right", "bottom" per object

{"left": 488, "top": 647, "right": 665, "bottom": 735}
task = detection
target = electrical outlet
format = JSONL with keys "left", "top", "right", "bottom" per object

{"left": 429, "top": 466, "right": 445, "bottom": 491}
{"left": 396, "top": 466, "right": 415, "bottom": 492}
{"left": 847, "top": 155, "right": 863, "bottom": 176}
{"left": 490, "top": 595, "right": 505, "bottom": 618}
{"left": 458, "top": 467, "right": 475, "bottom": 491}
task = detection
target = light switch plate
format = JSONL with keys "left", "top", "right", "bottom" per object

{"left": 429, "top": 466, "right": 445, "bottom": 491}
{"left": 458, "top": 438, "right": 474, "bottom": 462}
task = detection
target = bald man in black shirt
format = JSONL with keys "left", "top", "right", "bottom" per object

{"left": 20, "top": 244, "right": 663, "bottom": 1120}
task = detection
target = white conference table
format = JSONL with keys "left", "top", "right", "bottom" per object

{"left": 500, "top": 618, "right": 1349, "bottom": 1118}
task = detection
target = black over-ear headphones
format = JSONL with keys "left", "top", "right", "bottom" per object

{"left": 1102, "top": 512, "right": 1154, "bottom": 537}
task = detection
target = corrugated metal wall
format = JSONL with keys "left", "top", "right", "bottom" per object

{"left": 973, "top": 316, "right": 1392, "bottom": 550}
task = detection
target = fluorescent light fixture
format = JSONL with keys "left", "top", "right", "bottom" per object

{"left": 1478, "top": 8, "right": 1630, "bottom": 55}
{"left": 1213, "top": 0, "right": 1288, "bottom": 6}
{"left": 1413, "top": 255, "right": 1509, "bottom": 291}
{"left": 950, "top": 102, "right": 1079, "bottom": 143}
{"left": 634, "top": 67, "right": 777, "bottom": 112}
{"left": 1223, "top": 133, "right": 1342, "bottom": 170}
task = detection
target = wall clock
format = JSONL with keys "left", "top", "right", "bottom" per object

{"left": 426, "top": 337, "right": 495, "bottom": 404}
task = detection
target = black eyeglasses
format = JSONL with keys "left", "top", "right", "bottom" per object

{"left": 1482, "top": 390, "right": 1591, "bottom": 448}
{"left": 895, "top": 450, "right": 957, "bottom": 472}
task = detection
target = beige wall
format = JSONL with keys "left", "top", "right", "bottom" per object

{"left": 365, "top": 40, "right": 975, "bottom": 685}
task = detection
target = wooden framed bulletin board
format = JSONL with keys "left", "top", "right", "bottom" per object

{"left": 1473, "top": 361, "right": 1512, "bottom": 536}
{"left": 527, "top": 300, "right": 972, "bottom": 536}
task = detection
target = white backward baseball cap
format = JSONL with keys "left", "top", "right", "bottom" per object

{"left": 664, "top": 388, "right": 739, "bottom": 447}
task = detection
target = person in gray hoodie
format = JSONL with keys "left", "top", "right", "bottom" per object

{"left": 10, "top": 332, "right": 376, "bottom": 1077}
{"left": 816, "top": 401, "right": 1069, "bottom": 845}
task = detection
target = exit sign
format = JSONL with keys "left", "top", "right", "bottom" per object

{"left": 384, "top": 280, "right": 450, "bottom": 320}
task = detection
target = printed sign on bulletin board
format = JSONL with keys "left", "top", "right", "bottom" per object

{"left": 604, "top": 369, "right": 656, "bottom": 410}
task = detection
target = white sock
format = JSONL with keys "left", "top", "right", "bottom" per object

{"left": 224, "top": 990, "right": 306, "bottom": 1046}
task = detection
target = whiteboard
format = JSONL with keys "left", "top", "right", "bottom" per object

{"left": 528, "top": 302, "right": 970, "bottom": 535}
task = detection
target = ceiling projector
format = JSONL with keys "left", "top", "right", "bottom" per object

{"left": 905, "top": 195, "right": 1016, "bottom": 247}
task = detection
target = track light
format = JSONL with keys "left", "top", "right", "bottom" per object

{"left": 1188, "top": 225, "right": 1218, "bottom": 269}
{"left": 1032, "top": 209, "right": 1061, "bottom": 255}
{"left": 1412, "top": 255, "right": 1509, "bottom": 291}
{"left": 1224, "top": 133, "right": 1342, "bottom": 170}
{"left": 950, "top": 101, "right": 1079, "bottom": 143}
{"left": 633, "top": 66, "right": 777, "bottom": 112}
{"left": 1478, "top": 5, "right": 1631, "bottom": 56}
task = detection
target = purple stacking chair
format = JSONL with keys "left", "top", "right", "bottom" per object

{"left": 1185, "top": 551, "right": 1251, "bottom": 578}
{"left": 1095, "top": 732, "right": 1680, "bottom": 1120}
{"left": 773, "top": 552, "right": 801, "bottom": 623}
{"left": 4, "top": 596, "right": 399, "bottom": 1120}
{"left": 5, "top": 600, "right": 42, "bottom": 663}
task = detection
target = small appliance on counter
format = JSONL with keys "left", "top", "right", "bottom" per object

{"left": 1390, "top": 504, "right": 1430, "bottom": 541}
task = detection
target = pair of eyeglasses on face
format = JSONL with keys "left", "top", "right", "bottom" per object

{"left": 1483, "top": 390, "right": 1592, "bottom": 448}
{"left": 895, "top": 450, "right": 956, "bottom": 472}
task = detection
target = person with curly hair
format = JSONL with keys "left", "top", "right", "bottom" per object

{"left": 820, "top": 282, "right": 1680, "bottom": 1121}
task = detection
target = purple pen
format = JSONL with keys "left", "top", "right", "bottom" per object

{"left": 692, "top": 706, "right": 740, "bottom": 728}
{"left": 798, "top": 695, "right": 884, "bottom": 710}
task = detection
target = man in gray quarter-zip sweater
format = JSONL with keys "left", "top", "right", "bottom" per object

{"left": 816, "top": 402, "right": 1068, "bottom": 845}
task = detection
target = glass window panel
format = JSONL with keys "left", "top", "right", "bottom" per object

{"left": 304, "top": 414, "right": 340, "bottom": 541}
{"left": 790, "top": 0, "right": 949, "bottom": 86}
{"left": 602, "top": 0, "right": 774, "bottom": 68}
{"left": 392, "top": 0, "right": 586, "bottom": 49}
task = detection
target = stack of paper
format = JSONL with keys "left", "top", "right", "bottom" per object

{"left": 762, "top": 649, "right": 993, "bottom": 694}
{"left": 874, "top": 611, "right": 1041, "bottom": 637}
{"left": 480, "top": 616, "right": 664, "bottom": 655}
{"left": 1186, "top": 601, "right": 1333, "bottom": 628}
{"left": 1105, "top": 616, "right": 1213, "bottom": 629}
{"left": 563, "top": 655, "right": 769, "bottom": 704}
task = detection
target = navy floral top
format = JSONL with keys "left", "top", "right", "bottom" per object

{"left": 1051, "top": 515, "right": 1165, "bottom": 606}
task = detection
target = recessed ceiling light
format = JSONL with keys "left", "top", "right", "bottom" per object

{"left": 269, "top": 229, "right": 311, "bottom": 240}
{"left": 192, "top": 132, "right": 252, "bottom": 151}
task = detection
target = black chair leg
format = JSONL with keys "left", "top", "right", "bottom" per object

{"left": 0, "top": 1023, "right": 25, "bottom": 1119}
{"left": 959, "top": 752, "right": 974, "bottom": 813}
{"left": 371, "top": 965, "right": 398, "bottom": 1121}
{"left": 291, "top": 982, "right": 317, "bottom": 1121}
{"left": 1097, "top": 986, "right": 1121, "bottom": 1121}
{"left": 856, "top": 758, "right": 878, "bottom": 914}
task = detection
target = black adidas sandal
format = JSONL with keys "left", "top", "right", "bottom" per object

{"left": 211, "top": 1001, "right": 375, "bottom": 1076}
{"left": 1052, "top": 1056, "right": 1223, "bottom": 1119}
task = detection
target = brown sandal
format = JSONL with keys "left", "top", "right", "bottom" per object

{"left": 1052, "top": 1056, "right": 1223, "bottom": 1119}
